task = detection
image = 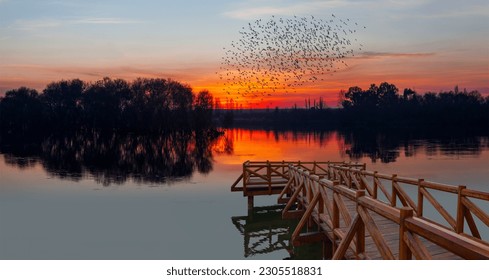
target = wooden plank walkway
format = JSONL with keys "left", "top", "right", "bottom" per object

{"left": 231, "top": 161, "right": 489, "bottom": 260}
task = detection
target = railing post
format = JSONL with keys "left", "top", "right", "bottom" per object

{"left": 243, "top": 161, "right": 248, "bottom": 195}
{"left": 417, "top": 179, "right": 424, "bottom": 217}
{"left": 267, "top": 160, "right": 271, "bottom": 194}
{"left": 355, "top": 190, "right": 366, "bottom": 258}
{"left": 399, "top": 207, "right": 414, "bottom": 260}
{"left": 318, "top": 180, "right": 324, "bottom": 215}
{"left": 348, "top": 166, "right": 353, "bottom": 188}
{"left": 332, "top": 180, "right": 340, "bottom": 254}
{"left": 456, "top": 185, "right": 467, "bottom": 234}
{"left": 373, "top": 171, "right": 378, "bottom": 199}
{"left": 313, "top": 161, "right": 317, "bottom": 174}
{"left": 391, "top": 174, "right": 397, "bottom": 207}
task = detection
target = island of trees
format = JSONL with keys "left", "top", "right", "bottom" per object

{"left": 0, "top": 77, "right": 214, "bottom": 135}
{"left": 0, "top": 77, "right": 222, "bottom": 185}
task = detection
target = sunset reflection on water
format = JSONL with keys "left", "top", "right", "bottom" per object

{"left": 0, "top": 128, "right": 488, "bottom": 259}
{"left": 214, "top": 128, "right": 489, "bottom": 191}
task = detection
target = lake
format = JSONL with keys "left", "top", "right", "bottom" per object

{"left": 0, "top": 128, "right": 488, "bottom": 259}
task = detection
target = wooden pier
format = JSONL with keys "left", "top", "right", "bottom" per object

{"left": 231, "top": 161, "right": 489, "bottom": 259}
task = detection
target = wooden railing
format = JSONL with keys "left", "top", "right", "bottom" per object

{"left": 281, "top": 164, "right": 489, "bottom": 259}
{"left": 327, "top": 165, "right": 489, "bottom": 241}
{"left": 230, "top": 161, "right": 363, "bottom": 196}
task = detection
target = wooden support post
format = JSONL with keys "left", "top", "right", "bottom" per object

{"left": 247, "top": 196, "right": 254, "bottom": 211}
{"left": 322, "top": 239, "right": 333, "bottom": 260}
{"left": 456, "top": 185, "right": 467, "bottom": 234}
{"left": 399, "top": 207, "right": 414, "bottom": 260}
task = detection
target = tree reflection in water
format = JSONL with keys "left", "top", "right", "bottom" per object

{"left": 1, "top": 130, "right": 231, "bottom": 186}
{"left": 2, "top": 127, "right": 487, "bottom": 184}
{"left": 336, "top": 128, "right": 488, "bottom": 163}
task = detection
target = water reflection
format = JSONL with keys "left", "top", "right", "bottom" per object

{"left": 1, "top": 128, "right": 487, "bottom": 185}
{"left": 0, "top": 130, "right": 230, "bottom": 185}
{"left": 231, "top": 205, "right": 325, "bottom": 259}
{"left": 231, "top": 205, "right": 294, "bottom": 258}
{"left": 227, "top": 128, "right": 488, "bottom": 163}
{"left": 338, "top": 129, "right": 489, "bottom": 163}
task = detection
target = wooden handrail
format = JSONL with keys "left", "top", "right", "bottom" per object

{"left": 405, "top": 217, "right": 489, "bottom": 259}
{"left": 327, "top": 163, "right": 489, "bottom": 240}
{"left": 233, "top": 160, "right": 489, "bottom": 259}
{"left": 286, "top": 163, "right": 489, "bottom": 259}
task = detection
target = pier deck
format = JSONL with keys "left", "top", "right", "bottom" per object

{"left": 231, "top": 161, "right": 489, "bottom": 260}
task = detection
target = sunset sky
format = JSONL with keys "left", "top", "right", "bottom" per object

{"left": 1, "top": 0, "right": 488, "bottom": 108}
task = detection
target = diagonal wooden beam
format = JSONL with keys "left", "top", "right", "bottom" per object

{"left": 332, "top": 215, "right": 361, "bottom": 260}
{"left": 420, "top": 187, "right": 456, "bottom": 230}
{"left": 393, "top": 181, "right": 418, "bottom": 215}
{"left": 357, "top": 205, "right": 395, "bottom": 260}
{"left": 359, "top": 175, "right": 373, "bottom": 196}
{"left": 277, "top": 177, "right": 293, "bottom": 204}
{"left": 464, "top": 207, "right": 481, "bottom": 239}
{"left": 462, "top": 197, "right": 489, "bottom": 228}
{"left": 291, "top": 192, "right": 321, "bottom": 242}
{"left": 374, "top": 177, "right": 392, "bottom": 202}
{"left": 403, "top": 232, "right": 432, "bottom": 260}
{"left": 282, "top": 180, "right": 305, "bottom": 218}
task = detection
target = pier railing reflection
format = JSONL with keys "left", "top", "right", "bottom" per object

{"left": 231, "top": 205, "right": 295, "bottom": 258}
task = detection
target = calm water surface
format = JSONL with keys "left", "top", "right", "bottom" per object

{"left": 0, "top": 129, "right": 488, "bottom": 259}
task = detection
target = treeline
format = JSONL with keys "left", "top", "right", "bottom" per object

{"left": 339, "top": 82, "right": 489, "bottom": 128}
{"left": 229, "top": 82, "right": 489, "bottom": 130}
{"left": 0, "top": 77, "right": 215, "bottom": 135}
{"left": 2, "top": 79, "right": 488, "bottom": 133}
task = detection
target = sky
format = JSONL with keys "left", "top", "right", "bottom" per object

{"left": 0, "top": 0, "right": 488, "bottom": 108}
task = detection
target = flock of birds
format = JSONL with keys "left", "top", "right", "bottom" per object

{"left": 218, "top": 14, "right": 366, "bottom": 103}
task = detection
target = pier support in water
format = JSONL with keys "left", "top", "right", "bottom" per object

{"left": 247, "top": 196, "right": 254, "bottom": 210}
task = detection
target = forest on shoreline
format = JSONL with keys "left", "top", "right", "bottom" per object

{"left": 1, "top": 79, "right": 488, "bottom": 135}
{"left": 222, "top": 82, "right": 489, "bottom": 131}
{"left": 0, "top": 77, "right": 215, "bottom": 135}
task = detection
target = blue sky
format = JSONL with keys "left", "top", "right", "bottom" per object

{"left": 1, "top": 0, "right": 488, "bottom": 106}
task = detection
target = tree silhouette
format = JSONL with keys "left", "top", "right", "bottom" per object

{"left": 82, "top": 77, "right": 132, "bottom": 129}
{"left": 194, "top": 90, "right": 214, "bottom": 129}
{"left": 0, "top": 77, "right": 218, "bottom": 135}
{"left": 0, "top": 87, "right": 44, "bottom": 133}
{"left": 42, "top": 79, "right": 85, "bottom": 128}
